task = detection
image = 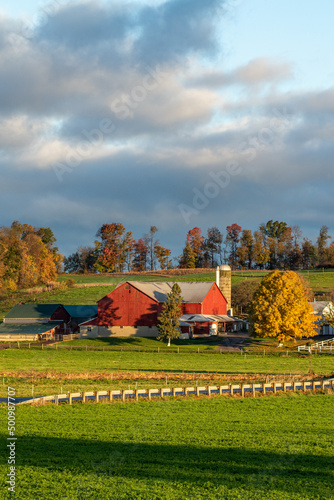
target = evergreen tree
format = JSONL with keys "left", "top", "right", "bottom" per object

{"left": 157, "top": 283, "right": 183, "bottom": 346}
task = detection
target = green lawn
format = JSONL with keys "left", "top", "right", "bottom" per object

{"left": 0, "top": 395, "right": 333, "bottom": 499}
{"left": 0, "top": 348, "right": 332, "bottom": 379}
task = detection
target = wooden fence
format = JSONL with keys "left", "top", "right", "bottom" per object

{"left": 17, "top": 379, "right": 334, "bottom": 406}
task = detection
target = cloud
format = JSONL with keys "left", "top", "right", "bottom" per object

{"left": 0, "top": 0, "right": 333, "bottom": 258}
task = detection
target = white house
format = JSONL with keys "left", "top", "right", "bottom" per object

{"left": 309, "top": 301, "right": 334, "bottom": 336}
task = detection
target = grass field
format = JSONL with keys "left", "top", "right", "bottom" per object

{"left": 1, "top": 346, "right": 333, "bottom": 398}
{"left": 1, "top": 395, "right": 333, "bottom": 499}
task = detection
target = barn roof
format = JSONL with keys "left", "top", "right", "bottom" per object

{"left": 0, "top": 322, "right": 62, "bottom": 336}
{"left": 126, "top": 281, "right": 215, "bottom": 304}
{"left": 4, "top": 304, "right": 63, "bottom": 321}
{"left": 63, "top": 305, "right": 98, "bottom": 323}
{"left": 309, "top": 301, "right": 333, "bottom": 314}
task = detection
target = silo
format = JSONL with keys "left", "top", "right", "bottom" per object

{"left": 216, "top": 265, "right": 231, "bottom": 312}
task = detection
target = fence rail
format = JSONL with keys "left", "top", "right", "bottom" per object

{"left": 17, "top": 379, "right": 334, "bottom": 406}
{"left": 298, "top": 338, "right": 334, "bottom": 353}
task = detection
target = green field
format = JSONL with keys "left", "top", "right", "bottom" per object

{"left": 1, "top": 347, "right": 333, "bottom": 398}
{"left": 1, "top": 395, "right": 333, "bottom": 499}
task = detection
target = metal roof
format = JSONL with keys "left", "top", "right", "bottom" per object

{"left": 180, "top": 314, "right": 241, "bottom": 323}
{"left": 126, "top": 281, "right": 215, "bottom": 303}
{"left": 63, "top": 305, "right": 98, "bottom": 320}
{"left": 309, "top": 301, "right": 333, "bottom": 314}
{"left": 0, "top": 322, "right": 62, "bottom": 336}
{"left": 4, "top": 304, "right": 63, "bottom": 321}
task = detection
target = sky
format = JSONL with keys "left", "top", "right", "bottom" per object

{"left": 0, "top": 0, "right": 333, "bottom": 260}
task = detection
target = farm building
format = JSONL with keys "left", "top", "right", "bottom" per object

{"left": 0, "top": 303, "right": 71, "bottom": 341}
{"left": 310, "top": 301, "right": 334, "bottom": 335}
{"left": 63, "top": 305, "right": 98, "bottom": 332}
{"left": 80, "top": 266, "right": 242, "bottom": 338}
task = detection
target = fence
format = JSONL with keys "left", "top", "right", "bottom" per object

{"left": 17, "top": 379, "right": 334, "bottom": 406}
{"left": 298, "top": 337, "right": 334, "bottom": 353}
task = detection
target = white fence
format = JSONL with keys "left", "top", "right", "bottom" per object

{"left": 17, "top": 379, "right": 334, "bottom": 406}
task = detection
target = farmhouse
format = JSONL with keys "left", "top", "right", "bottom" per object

{"left": 80, "top": 265, "right": 242, "bottom": 338}
{"left": 0, "top": 303, "right": 98, "bottom": 341}
{"left": 0, "top": 304, "right": 71, "bottom": 341}
{"left": 310, "top": 301, "right": 334, "bottom": 335}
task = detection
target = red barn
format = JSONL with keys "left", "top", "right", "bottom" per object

{"left": 80, "top": 281, "right": 239, "bottom": 338}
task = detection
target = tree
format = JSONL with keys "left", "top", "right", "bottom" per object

{"left": 226, "top": 223, "right": 242, "bottom": 268}
{"left": 157, "top": 283, "right": 183, "bottom": 346}
{"left": 317, "top": 225, "right": 331, "bottom": 267}
{"left": 232, "top": 279, "right": 259, "bottom": 314}
{"left": 204, "top": 227, "right": 223, "bottom": 267}
{"left": 154, "top": 244, "right": 171, "bottom": 270}
{"left": 249, "top": 270, "right": 317, "bottom": 342}
{"left": 132, "top": 238, "right": 149, "bottom": 271}
{"left": 236, "top": 230, "right": 254, "bottom": 269}
{"left": 95, "top": 223, "right": 133, "bottom": 272}
{"left": 148, "top": 226, "right": 158, "bottom": 271}
{"left": 178, "top": 242, "right": 196, "bottom": 268}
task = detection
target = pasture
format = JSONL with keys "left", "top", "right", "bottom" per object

{"left": 0, "top": 346, "right": 333, "bottom": 398}
{"left": 1, "top": 395, "right": 333, "bottom": 499}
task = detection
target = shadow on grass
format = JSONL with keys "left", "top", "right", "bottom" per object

{"left": 0, "top": 435, "right": 332, "bottom": 496}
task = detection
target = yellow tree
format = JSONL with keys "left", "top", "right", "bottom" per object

{"left": 249, "top": 270, "right": 317, "bottom": 342}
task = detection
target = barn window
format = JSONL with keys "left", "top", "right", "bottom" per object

{"left": 87, "top": 327, "right": 92, "bottom": 332}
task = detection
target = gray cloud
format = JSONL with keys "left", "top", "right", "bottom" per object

{"left": 0, "top": 0, "right": 333, "bottom": 259}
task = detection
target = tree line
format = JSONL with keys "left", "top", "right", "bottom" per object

{"left": 1, "top": 221, "right": 333, "bottom": 289}
{"left": 0, "top": 222, "right": 63, "bottom": 292}
{"left": 63, "top": 220, "right": 334, "bottom": 273}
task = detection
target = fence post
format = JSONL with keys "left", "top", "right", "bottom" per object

{"left": 219, "top": 385, "right": 224, "bottom": 396}
{"left": 293, "top": 382, "right": 297, "bottom": 392}
{"left": 135, "top": 389, "right": 139, "bottom": 401}
{"left": 68, "top": 392, "right": 72, "bottom": 405}
{"left": 230, "top": 385, "right": 233, "bottom": 396}
{"left": 241, "top": 384, "right": 245, "bottom": 397}
{"left": 122, "top": 390, "right": 126, "bottom": 402}
{"left": 322, "top": 380, "right": 325, "bottom": 391}
{"left": 82, "top": 392, "right": 86, "bottom": 403}
{"left": 303, "top": 381, "right": 307, "bottom": 392}
{"left": 55, "top": 395, "right": 59, "bottom": 406}
{"left": 196, "top": 386, "right": 200, "bottom": 397}
{"left": 252, "top": 384, "right": 256, "bottom": 397}
{"left": 283, "top": 383, "right": 287, "bottom": 392}
{"left": 95, "top": 391, "right": 99, "bottom": 403}
{"left": 208, "top": 386, "right": 211, "bottom": 396}
{"left": 273, "top": 383, "right": 277, "bottom": 394}
{"left": 262, "top": 383, "right": 266, "bottom": 395}
{"left": 312, "top": 381, "right": 316, "bottom": 391}
{"left": 172, "top": 388, "right": 176, "bottom": 398}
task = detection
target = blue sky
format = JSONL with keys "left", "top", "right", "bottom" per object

{"left": 0, "top": 0, "right": 333, "bottom": 260}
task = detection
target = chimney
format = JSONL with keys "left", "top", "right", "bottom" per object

{"left": 216, "top": 265, "right": 231, "bottom": 312}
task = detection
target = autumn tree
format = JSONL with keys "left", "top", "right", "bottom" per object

{"left": 95, "top": 223, "right": 133, "bottom": 272}
{"left": 154, "top": 244, "right": 171, "bottom": 270}
{"left": 0, "top": 221, "right": 61, "bottom": 291}
{"left": 236, "top": 230, "right": 254, "bottom": 269}
{"left": 178, "top": 242, "right": 196, "bottom": 269}
{"left": 179, "top": 227, "right": 204, "bottom": 268}
{"left": 157, "top": 283, "right": 183, "bottom": 346}
{"left": 249, "top": 270, "right": 317, "bottom": 342}
{"left": 132, "top": 238, "right": 149, "bottom": 271}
